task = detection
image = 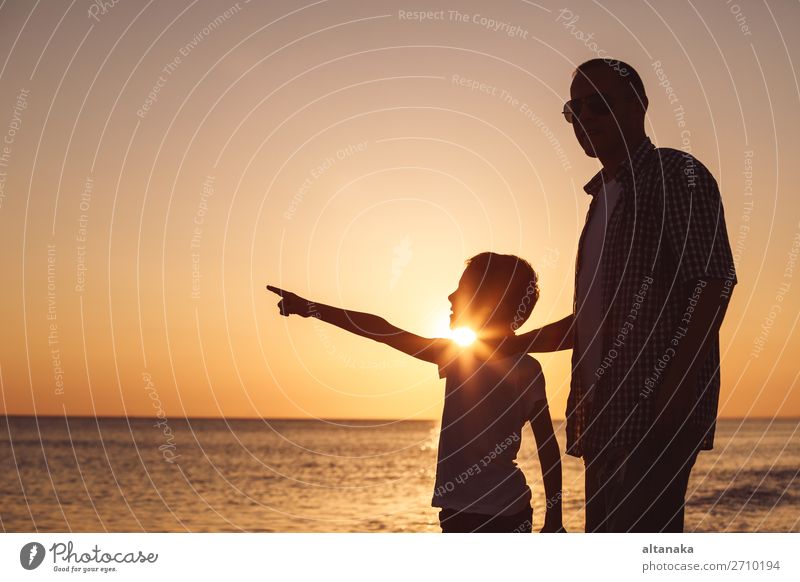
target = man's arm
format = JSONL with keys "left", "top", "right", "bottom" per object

{"left": 530, "top": 400, "right": 565, "bottom": 533}
{"left": 652, "top": 278, "right": 731, "bottom": 438}
{"left": 654, "top": 151, "right": 737, "bottom": 436}
{"left": 489, "top": 314, "right": 575, "bottom": 357}
{"left": 267, "top": 285, "right": 448, "bottom": 363}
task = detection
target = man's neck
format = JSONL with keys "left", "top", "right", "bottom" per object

{"left": 599, "top": 154, "right": 624, "bottom": 181}
{"left": 598, "top": 132, "right": 647, "bottom": 180}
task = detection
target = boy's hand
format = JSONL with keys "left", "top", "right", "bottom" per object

{"left": 266, "top": 285, "right": 312, "bottom": 317}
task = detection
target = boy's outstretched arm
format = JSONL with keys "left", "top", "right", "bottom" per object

{"left": 267, "top": 285, "right": 448, "bottom": 363}
{"left": 530, "top": 400, "right": 566, "bottom": 533}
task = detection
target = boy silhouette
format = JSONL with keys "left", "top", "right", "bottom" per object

{"left": 268, "top": 252, "right": 564, "bottom": 533}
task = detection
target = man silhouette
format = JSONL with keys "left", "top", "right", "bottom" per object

{"left": 506, "top": 58, "right": 737, "bottom": 532}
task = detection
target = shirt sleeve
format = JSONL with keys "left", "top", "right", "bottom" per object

{"left": 529, "top": 368, "right": 547, "bottom": 405}
{"left": 661, "top": 153, "right": 738, "bottom": 286}
{"left": 519, "top": 357, "right": 547, "bottom": 420}
{"left": 436, "top": 341, "right": 460, "bottom": 379}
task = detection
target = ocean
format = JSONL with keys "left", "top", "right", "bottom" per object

{"left": 1, "top": 416, "right": 797, "bottom": 532}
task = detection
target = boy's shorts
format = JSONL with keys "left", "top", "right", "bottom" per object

{"left": 438, "top": 505, "right": 533, "bottom": 533}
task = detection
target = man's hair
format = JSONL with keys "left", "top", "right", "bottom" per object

{"left": 463, "top": 252, "right": 539, "bottom": 330}
{"left": 574, "top": 58, "right": 647, "bottom": 103}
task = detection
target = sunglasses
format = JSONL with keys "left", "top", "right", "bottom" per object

{"left": 562, "top": 93, "right": 615, "bottom": 124}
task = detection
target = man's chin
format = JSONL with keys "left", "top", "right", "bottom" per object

{"left": 576, "top": 136, "right": 597, "bottom": 158}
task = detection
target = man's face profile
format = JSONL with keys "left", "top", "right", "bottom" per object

{"left": 568, "top": 65, "right": 643, "bottom": 159}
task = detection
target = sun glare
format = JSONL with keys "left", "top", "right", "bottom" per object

{"left": 451, "top": 327, "right": 477, "bottom": 347}
{"left": 431, "top": 314, "right": 476, "bottom": 346}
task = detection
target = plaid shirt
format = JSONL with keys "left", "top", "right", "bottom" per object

{"left": 566, "top": 136, "right": 737, "bottom": 458}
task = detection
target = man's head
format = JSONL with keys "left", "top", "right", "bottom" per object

{"left": 565, "top": 59, "right": 648, "bottom": 161}
{"left": 448, "top": 252, "right": 539, "bottom": 335}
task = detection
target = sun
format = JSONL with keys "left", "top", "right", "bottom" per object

{"left": 450, "top": 327, "right": 477, "bottom": 347}
{"left": 431, "top": 314, "right": 476, "bottom": 346}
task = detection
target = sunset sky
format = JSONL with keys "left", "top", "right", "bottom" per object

{"left": 0, "top": 0, "right": 798, "bottom": 421}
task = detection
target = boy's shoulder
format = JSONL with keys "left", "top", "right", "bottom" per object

{"left": 501, "top": 353, "right": 542, "bottom": 375}
{"left": 516, "top": 353, "right": 542, "bottom": 370}
{"left": 483, "top": 351, "right": 542, "bottom": 370}
{"left": 438, "top": 345, "right": 543, "bottom": 381}
{"left": 510, "top": 355, "right": 546, "bottom": 403}
{"left": 490, "top": 353, "right": 545, "bottom": 390}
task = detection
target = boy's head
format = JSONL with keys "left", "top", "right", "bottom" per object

{"left": 448, "top": 252, "right": 539, "bottom": 335}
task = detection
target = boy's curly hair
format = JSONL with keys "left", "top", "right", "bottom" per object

{"left": 463, "top": 252, "right": 539, "bottom": 331}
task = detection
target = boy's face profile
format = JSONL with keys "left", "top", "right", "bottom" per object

{"left": 448, "top": 269, "right": 491, "bottom": 332}
{"left": 448, "top": 253, "right": 535, "bottom": 338}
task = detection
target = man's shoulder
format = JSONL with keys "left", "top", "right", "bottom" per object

{"left": 646, "top": 146, "right": 716, "bottom": 180}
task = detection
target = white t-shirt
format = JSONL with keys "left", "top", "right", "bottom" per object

{"left": 432, "top": 345, "right": 546, "bottom": 516}
{"left": 575, "top": 178, "right": 622, "bottom": 401}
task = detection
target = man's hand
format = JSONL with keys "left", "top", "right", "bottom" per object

{"left": 652, "top": 383, "right": 694, "bottom": 443}
{"left": 266, "top": 285, "right": 312, "bottom": 317}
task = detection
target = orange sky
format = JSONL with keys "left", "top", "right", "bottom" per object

{"left": 0, "top": 0, "right": 798, "bottom": 420}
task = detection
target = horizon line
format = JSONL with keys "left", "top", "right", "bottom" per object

{"left": 2, "top": 414, "right": 799, "bottom": 422}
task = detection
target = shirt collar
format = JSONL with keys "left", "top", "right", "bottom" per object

{"left": 583, "top": 136, "right": 654, "bottom": 197}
